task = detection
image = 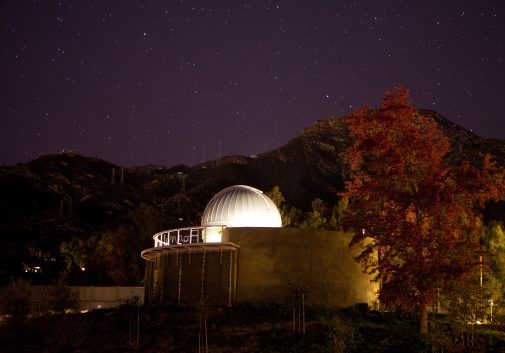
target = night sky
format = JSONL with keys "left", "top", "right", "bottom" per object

{"left": 1, "top": 1, "right": 504, "bottom": 167}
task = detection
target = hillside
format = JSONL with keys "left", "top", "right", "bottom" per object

{"left": 1, "top": 110, "right": 504, "bottom": 285}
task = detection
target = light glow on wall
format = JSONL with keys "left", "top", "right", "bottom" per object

{"left": 204, "top": 226, "right": 223, "bottom": 243}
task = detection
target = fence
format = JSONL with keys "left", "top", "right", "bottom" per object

{"left": 30, "top": 286, "right": 144, "bottom": 312}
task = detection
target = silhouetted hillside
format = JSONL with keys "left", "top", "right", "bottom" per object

{"left": 1, "top": 110, "right": 504, "bottom": 284}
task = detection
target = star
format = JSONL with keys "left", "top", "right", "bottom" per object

{"left": 0, "top": 1, "right": 503, "bottom": 167}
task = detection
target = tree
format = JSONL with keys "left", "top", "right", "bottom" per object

{"left": 485, "top": 223, "right": 505, "bottom": 288}
{"left": 265, "top": 186, "right": 289, "bottom": 226}
{"left": 60, "top": 236, "right": 97, "bottom": 272}
{"left": 98, "top": 225, "right": 139, "bottom": 285}
{"left": 266, "top": 185, "right": 285, "bottom": 208}
{"left": 97, "top": 203, "right": 160, "bottom": 285}
{"left": 342, "top": 86, "right": 504, "bottom": 334}
{"left": 328, "top": 197, "right": 348, "bottom": 231}
{"left": 481, "top": 222, "right": 505, "bottom": 319}
{"left": 265, "top": 186, "right": 302, "bottom": 227}
{"left": 301, "top": 198, "right": 327, "bottom": 229}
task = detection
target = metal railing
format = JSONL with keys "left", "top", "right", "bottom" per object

{"left": 153, "top": 227, "right": 205, "bottom": 247}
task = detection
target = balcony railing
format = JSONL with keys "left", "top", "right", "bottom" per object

{"left": 153, "top": 227, "right": 205, "bottom": 247}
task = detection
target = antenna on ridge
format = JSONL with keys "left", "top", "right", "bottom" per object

{"left": 202, "top": 144, "right": 205, "bottom": 164}
{"left": 176, "top": 172, "right": 188, "bottom": 211}
{"left": 217, "top": 140, "right": 222, "bottom": 167}
{"left": 191, "top": 145, "right": 196, "bottom": 166}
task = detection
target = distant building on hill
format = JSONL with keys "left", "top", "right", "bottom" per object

{"left": 141, "top": 185, "right": 377, "bottom": 307}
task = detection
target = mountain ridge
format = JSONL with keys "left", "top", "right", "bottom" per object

{"left": 1, "top": 109, "right": 504, "bottom": 284}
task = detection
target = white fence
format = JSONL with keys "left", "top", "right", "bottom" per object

{"left": 75, "top": 286, "right": 144, "bottom": 310}
{"left": 30, "top": 286, "right": 144, "bottom": 312}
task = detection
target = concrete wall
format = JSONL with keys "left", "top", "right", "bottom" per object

{"left": 143, "top": 228, "right": 378, "bottom": 307}
{"left": 224, "top": 228, "right": 378, "bottom": 307}
{"left": 30, "top": 286, "right": 144, "bottom": 312}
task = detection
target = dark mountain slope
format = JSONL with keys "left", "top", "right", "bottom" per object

{"left": 420, "top": 110, "right": 505, "bottom": 166}
{"left": 1, "top": 110, "right": 504, "bottom": 283}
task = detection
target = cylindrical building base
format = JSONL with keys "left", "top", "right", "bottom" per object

{"left": 143, "top": 243, "right": 239, "bottom": 306}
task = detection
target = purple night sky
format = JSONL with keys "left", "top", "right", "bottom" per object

{"left": 1, "top": 1, "right": 504, "bottom": 167}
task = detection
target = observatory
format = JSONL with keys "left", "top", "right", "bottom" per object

{"left": 142, "top": 185, "right": 377, "bottom": 307}
{"left": 202, "top": 185, "right": 282, "bottom": 228}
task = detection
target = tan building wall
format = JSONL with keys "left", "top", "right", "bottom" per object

{"left": 223, "top": 228, "right": 378, "bottom": 307}
{"left": 143, "top": 228, "right": 378, "bottom": 308}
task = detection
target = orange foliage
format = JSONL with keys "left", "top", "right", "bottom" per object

{"left": 342, "top": 85, "right": 505, "bottom": 313}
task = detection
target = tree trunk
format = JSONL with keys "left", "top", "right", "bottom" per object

{"left": 419, "top": 303, "right": 428, "bottom": 334}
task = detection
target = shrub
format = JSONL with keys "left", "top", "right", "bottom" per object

{"left": 0, "top": 278, "right": 32, "bottom": 320}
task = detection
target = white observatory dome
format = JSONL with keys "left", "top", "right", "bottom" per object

{"left": 201, "top": 185, "right": 282, "bottom": 228}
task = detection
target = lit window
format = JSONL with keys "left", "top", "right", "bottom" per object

{"left": 204, "top": 227, "right": 223, "bottom": 243}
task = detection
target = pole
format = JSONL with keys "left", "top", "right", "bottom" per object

{"left": 298, "top": 295, "right": 300, "bottom": 332}
{"left": 137, "top": 305, "right": 140, "bottom": 349}
{"left": 228, "top": 252, "right": 232, "bottom": 307}
{"left": 201, "top": 251, "right": 206, "bottom": 301}
{"left": 302, "top": 292, "right": 305, "bottom": 335}
{"left": 178, "top": 254, "right": 182, "bottom": 304}
{"left": 292, "top": 305, "right": 295, "bottom": 332}
{"left": 198, "top": 314, "right": 202, "bottom": 353}
{"left": 480, "top": 255, "right": 483, "bottom": 290}
{"left": 205, "top": 315, "right": 208, "bottom": 353}
{"left": 490, "top": 299, "right": 494, "bottom": 323}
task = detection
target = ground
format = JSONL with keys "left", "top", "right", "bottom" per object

{"left": 1, "top": 304, "right": 505, "bottom": 352}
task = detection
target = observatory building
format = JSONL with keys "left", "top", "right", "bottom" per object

{"left": 141, "top": 185, "right": 377, "bottom": 307}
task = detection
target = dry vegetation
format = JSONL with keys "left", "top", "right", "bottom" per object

{"left": 1, "top": 304, "right": 505, "bottom": 353}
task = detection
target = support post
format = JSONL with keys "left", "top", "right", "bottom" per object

{"left": 201, "top": 251, "right": 206, "bottom": 301}
{"left": 178, "top": 254, "right": 182, "bottom": 304}
{"left": 228, "top": 251, "right": 233, "bottom": 307}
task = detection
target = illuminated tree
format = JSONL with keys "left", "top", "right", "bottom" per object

{"left": 481, "top": 222, "right": 505, "bottom": 317}
{"left": 342, "top": 86, "right": 504, "bottom": 334}
{"left": 301, "top": 198, "right": 327, "bottom": 229}
{"left": 266, "top": 186, "right": 302, "bottom": 227}
{"left": 266, "top": 185, "right": 285, "bottom": 207}
{"left": 328, "top": 197, "right": 348, "bottom": 231}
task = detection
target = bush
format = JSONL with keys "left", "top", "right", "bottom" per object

{"left": 48, "top": 283, "right": 79, "bottom": 313}
{"left": 0, "top": 278, "right": 32, "bottom": 320}
{"left": 325, "top": 313, "right": 360, "bottom": 353}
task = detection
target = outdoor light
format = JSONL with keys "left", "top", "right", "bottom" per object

{"left": 204, "top": 226, "right": 223, "bottom": 243}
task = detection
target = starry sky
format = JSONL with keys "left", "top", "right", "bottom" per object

{"left": 1, "top": 1, "right": 504, "bottom": 167}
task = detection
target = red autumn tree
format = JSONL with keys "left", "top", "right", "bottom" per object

{"left": 342, "top": 86, "right": 504, "bottom": 334}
